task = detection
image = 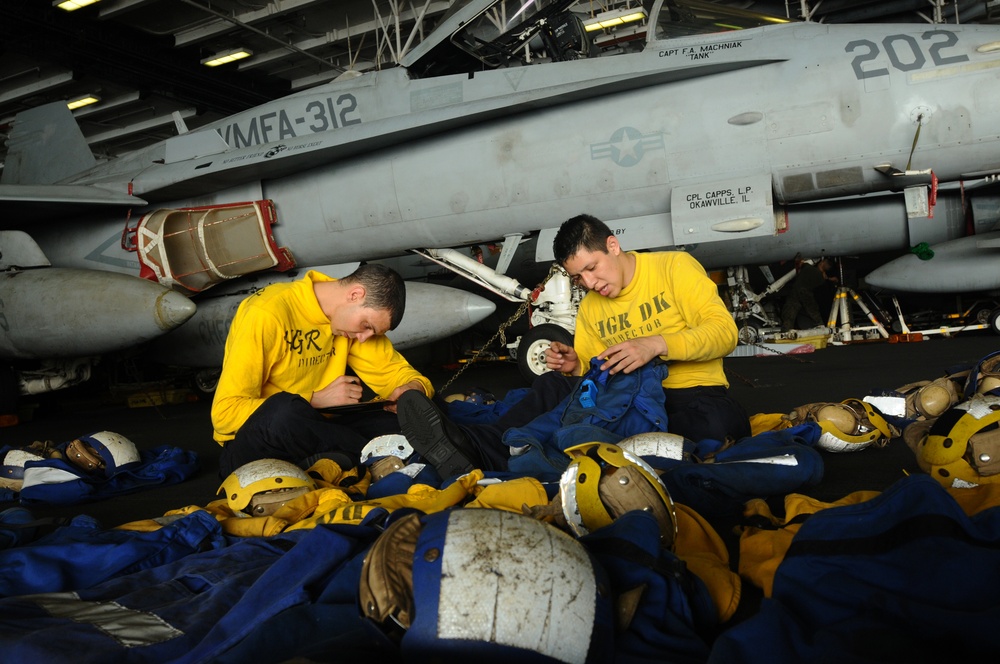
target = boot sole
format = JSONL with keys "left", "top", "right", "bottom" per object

{"left": 398, "top": 394, "right": 475, "bottom": 478}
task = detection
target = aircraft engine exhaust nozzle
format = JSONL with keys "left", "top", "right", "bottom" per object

{"left": 0, "top": 268, "right": 198, "bottom": 360}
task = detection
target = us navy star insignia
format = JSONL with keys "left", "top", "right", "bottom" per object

{"left": 590, "top": 127, "right": 665, "bottom": 167}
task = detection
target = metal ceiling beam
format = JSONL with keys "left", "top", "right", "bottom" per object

{"left": 172, "top": 0, "right": 330, "bottom": 46}
{"left": 0, "top": 71, "right": 73, "bottom": 106}
{"left": 0, "top": 2, "right": 290, "bottom": 117}
{"left": 84, "top": 107, "right": 197, "bottom": 144}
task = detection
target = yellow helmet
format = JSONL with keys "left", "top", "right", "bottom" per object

{"left": 790, "top": 399, "right": 897, "bottom": 452}
{"left": 559, "top": 442, "right": 677, "bottom": 549}
{"left": 218, "top": 458, "right": 316, "bottom": 516}
{"left": 912, "top": 394, "right": 1000, "bottom": 488}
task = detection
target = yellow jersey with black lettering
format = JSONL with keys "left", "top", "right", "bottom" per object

{"left": 211, "top": 270, "right": 432, "bottom": 444}
{"left": 574, "top": 251, "right": 736, "bottom": 389}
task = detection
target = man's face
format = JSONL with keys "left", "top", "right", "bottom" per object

{"left": 330, "top": 302, "right": 392, "bottom": 343}
{"left": 562, "top": 237, "right": 627, "bottom": 298}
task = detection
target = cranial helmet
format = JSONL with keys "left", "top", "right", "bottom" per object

{"left": 911, "top": 393, "right": 1000, "bottom": 488}
{"left": 360, "top": 508, "right": 613, "bottom": 663}
{"left": 964, "top": 350, "right": 1000, "bottom": 399}
{"left": 0, "top": 448, "right": 44, "bottom": 491}
{"left": 66, "top": 431, "right": 141, "bottom": 476}
{"left": 218, "top": 458, "right": 316, "bottom": 516}
{"left": 789, "top": 399, "right": 897, "bottom": 452}
{"left": 616, "top": 431, "right": 691, "bottom": 462}
{"left": 559, "top": 442, "right": 678, "bottom": 549}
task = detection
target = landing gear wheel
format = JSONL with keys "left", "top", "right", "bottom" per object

{"left": 971, "top": 305, "right": 993, "bottom": 326}
{"left": 193, "top": 369, "right": 221, "bottom": 395}
{"left": 737, "top": 323, "right": 761, "bottom": 345}
{"left": 989, "top": 309, "right": 1000, "bottom": 336}
{"left": 516, "top": 324, "right": 573, "bottom": 383}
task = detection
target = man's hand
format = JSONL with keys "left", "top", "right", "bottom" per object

{"left": 546, "top": 341, "right": 579, "bottom": 374}
{"left": 598, "top": 337, "right": 667, "bottom": 375}
{"left": 310, "top": 375, "right": 364, "bottom": 409}
{"left": 384, "top": 381, "right": 427, "bottom": 413}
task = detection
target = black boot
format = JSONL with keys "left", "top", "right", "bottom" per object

{"left": 397, "top": 391, "right": 477, "bottom": 479}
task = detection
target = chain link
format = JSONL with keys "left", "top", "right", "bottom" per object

{"left": 437, "top": 298, "right": 530, "bottom": 396}
{"left": 436, "top": 263, "right": 564, "bottom": 395}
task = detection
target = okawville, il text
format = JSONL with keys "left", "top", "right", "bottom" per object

{"left": 685, "top": 186, "right": 755, "bottom": 210}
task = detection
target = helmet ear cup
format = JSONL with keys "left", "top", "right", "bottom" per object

{"left": 815, "top": 404, "right": 857, "bottom": 435}
{"left": 916, "top": 384, "right": 954, "bottom": 418}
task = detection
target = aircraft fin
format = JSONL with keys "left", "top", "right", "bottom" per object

{"left": 1, "top": 101, "right": 97, "bottom": 186}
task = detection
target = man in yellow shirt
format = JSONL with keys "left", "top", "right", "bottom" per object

{"left": 398, "top": 215, "right": 750, "bottom": 478}
{"left": 213, "top": 264, "right": 433, "bottom": 477}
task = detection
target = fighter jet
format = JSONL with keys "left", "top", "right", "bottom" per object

{"left": 3, "top": 0, "right": 1000, "bottom": 395}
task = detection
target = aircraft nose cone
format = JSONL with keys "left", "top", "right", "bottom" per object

{"left": 155, "top": 290, "right": 197, "bottom": 330}
{"left": 465, "top": 294, "right": 497, "bottom": 324}
{"left": 863, "top": 260, "right": 912, "bottom": 292}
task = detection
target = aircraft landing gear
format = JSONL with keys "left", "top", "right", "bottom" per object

{"left": 737, "top": 323, "right": 762, "bottom": 345}
{"left": 193, "top": 369, "right": 221, "bottom": 395}
{"left": 989, "top": 309, "right": 1000, "bottom": 336}
{"left": 516, "top": 324, "right": 573, "bottom": 382}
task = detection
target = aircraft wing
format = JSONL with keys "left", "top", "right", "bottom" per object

{"left": 0, "top": 184, "right": 147, "bottom": 223}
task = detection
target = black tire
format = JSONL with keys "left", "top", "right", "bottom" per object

{"left": 516, "top": 324, "right": 573, "bottom": 383}
{"left": 971, "top": 304, "right": 995, "bottom": 326}
{"left": 989, "top": 309, "right": 1000, "bottom": 336}
{"left": 193, "top": 369, "right": 221, "bottom": 395}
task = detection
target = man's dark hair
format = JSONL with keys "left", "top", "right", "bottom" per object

{"left": 553, "top": 214, "right": 615, "bottom": 265}
{"left": 341, "top": 263, "right": 406, "bottom": 330}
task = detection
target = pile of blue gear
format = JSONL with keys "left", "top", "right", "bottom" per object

{"left": 0, "top": 431, "right": 198, "bottom": 505}
{"left": 4, "top": 351, "right": 1000, "bottom": 662}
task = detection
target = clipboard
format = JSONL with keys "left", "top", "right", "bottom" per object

{"left": 318, "top": 399, "right": 394, "bottom": 415}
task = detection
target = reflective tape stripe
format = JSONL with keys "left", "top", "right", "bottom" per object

{"left": 31, "top": 592, "right": 184, "bottom": 647}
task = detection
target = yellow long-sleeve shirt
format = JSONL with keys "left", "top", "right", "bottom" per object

{"left": 211, "top": 270, "right": 433, "bottom": 444}
{"left": 574, "top": 251, "right": 737, "bottom": 389}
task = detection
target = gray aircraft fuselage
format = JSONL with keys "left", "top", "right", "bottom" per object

{"left": 22, "top": 16, "right": 1000, "bottom": 297}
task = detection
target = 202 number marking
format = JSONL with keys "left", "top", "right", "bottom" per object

{"left": 847, "top": 30, "right": 969, "bottom": 80}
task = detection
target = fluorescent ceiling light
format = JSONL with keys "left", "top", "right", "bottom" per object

{"left": 67, "top": 94, "right": 100, "bottom": 110}
{"left": 201, "top": 49, "right": 253, "bottom": 67}
{"left": 584, "top": 7, "right": 648, "bottom": 32}
{"left": 55, "top": 0, "right": 99, "bottom": 10}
